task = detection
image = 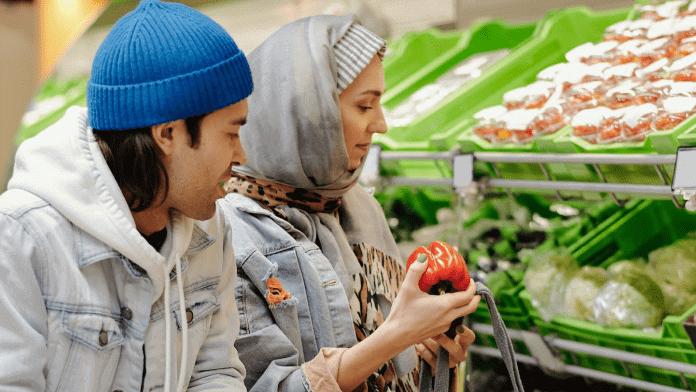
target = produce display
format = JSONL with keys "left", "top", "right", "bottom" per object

{"left": 472, "top": 0, "right": 696, "bottom": 145}
{"left": 454, "top": 197, "right": 620, "bottom": 302}
{"left": 385, "top": 49, "right": 510, "bottom": 128}
{"left": 525, "top": 237, "right": 696, "bottom": 330}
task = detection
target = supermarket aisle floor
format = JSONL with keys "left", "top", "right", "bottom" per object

{"left": 53, "top": 0, "right": 454, "bottom": 79}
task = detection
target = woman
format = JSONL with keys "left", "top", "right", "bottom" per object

{"left": 218, "top": 14, "right": 480, "bottom": 392}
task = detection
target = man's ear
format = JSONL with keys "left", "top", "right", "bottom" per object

{"left": 151, "top": 120, "right": 186, "bottom": 156}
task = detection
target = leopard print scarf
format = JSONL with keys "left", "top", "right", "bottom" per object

{"left": 227, "top": 173, "right": 342, "bottom": 218}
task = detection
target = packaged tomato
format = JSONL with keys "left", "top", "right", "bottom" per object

{"left": 571, "top": 107, "right": 613, "bottom": 143}
{"left": 627, "top": 18, "right": 656, "bottom": 40}
{"left": 533, "top": 93, "right": 573, "bottom": 136}
{"left": 620, "top": 103, "right": 659, "bottom": 140}
{"left": 554, "top": 63, "right": 609, "bottom": 92}
{"left": 598, "top": 108, "right": 627, "bottom": 143}
{"left": 583, "top": 41, "right": 621, "bottom": 64}
{"left": 537, "top": 63, "right": 572, "bottom": 82}
{"left": 668, "top": 51, "right": 696, "bottom": 80}
{"left": 606, "top": 38, "right": 647, "bottom": 65}
{"left": 636, "top": 57, "right": 672, "bottom": 81}
{"left": 646, "top": 17, "right": 679, "bottom": 41}
{"left": 655, "top": 1, "right": 688, "bottom": 19}
{"left": 676, "top": 35, "right": 696, "bottom": 58}
{"left": 653, "top": 96, "right": 696, "bottom": 130}
{"left": 500, "top": 108, "right": 543, "bottom": 143}
{"left": 603, "top": 63, "right": 640, "bottom": 84}
{"left": 473, "top": 105, "right": 507, "bottom": 141}
{"left": 636, "top": 37, "right": 677, "bottom": 67}
{"left": 603, "top": 20, "right": 633, "bottom": 43}
{"left": 566, "top": 81, "right": 606, "bottom": 109}
{"left": 502, "top": 81, "right": 555, "bottom": 110}
{"left": 675, "top": 14, "right": 696, "bottom": 42}
{"left": 668, "top": 80, "right": 696, "bottom": 96}
{"left": 604, "top": 80, "right": 641, "bottom": 109}
{"left": 565, "top": 42, "right": 597, "bottom": 63}
{"left": 634, "top": 79, "right": 673, "bottom": 104}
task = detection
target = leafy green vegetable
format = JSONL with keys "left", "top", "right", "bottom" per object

{"left": 564, "top": 266, "right": 608, "bottom": 321}
{"left": 593, "top": 268, "right": 665, "bottom": 329}
{"left": 649, "top": 238, "right": 696, "bottom": 292}
{"left": 524, "top": 253, "right": 578, "bottom": 321}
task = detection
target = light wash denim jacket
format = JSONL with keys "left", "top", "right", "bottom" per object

{"left": 218, "top": 193, "right": 360, "bottom": 391}
{"left": 0, "top": 107, "right": 246, "bottom": 392}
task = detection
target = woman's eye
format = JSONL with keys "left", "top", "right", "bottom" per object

{"left": 359, "top": 106, "right": 372, "bottom": 112}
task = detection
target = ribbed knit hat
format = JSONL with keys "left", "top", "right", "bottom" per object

{"left": 333, "top": 23, "right": 386, "bottom": 93}
{"left": 87, "top": 0, "right": 253, "bottom": 131}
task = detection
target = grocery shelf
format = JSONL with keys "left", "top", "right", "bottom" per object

{"left": 362, "top": 147, "right": 691, "bottom": 208}
{"left": 469, "top": 322, "right": 696, "bottom": 392}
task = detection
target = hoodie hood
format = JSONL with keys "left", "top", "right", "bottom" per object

{"left": 8, "top": 106, "right": 193, "bottom": 303}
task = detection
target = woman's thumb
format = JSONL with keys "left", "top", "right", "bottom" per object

{"left": 405, "top": 253, "right": 428, "bottom": 285}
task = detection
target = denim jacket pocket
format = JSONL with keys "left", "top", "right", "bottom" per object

{"left": 47, "top": 311, "right": 124, "bottom": 392}
{"left": 172, "top": 285, "right": 220, "bottom": 331}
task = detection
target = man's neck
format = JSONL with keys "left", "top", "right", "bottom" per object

{"left": 132, "top": 205, "right": 170, "bottom": 236}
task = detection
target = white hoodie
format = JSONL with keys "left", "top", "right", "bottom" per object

{"left": 4, "top": 106, "right": 245, "bottom": 391}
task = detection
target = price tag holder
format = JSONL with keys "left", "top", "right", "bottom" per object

{"left": 452, "top": 154, "right": 474, "bottom": 190}
{"left": 672, "top": 146, "right": 696, "bottom": 211}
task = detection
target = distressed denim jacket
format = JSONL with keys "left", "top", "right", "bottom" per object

{"left": 219, "top": 193, "right": 359, "bottom": 391}
{"left": 0, "top": 107, "right": 246, "bottom": 392}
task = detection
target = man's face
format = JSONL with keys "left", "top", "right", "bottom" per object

{"left": 166, "top": 99, "right": 248, "bottom": 220}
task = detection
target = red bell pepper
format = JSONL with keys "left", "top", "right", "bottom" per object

{"left": 405, "top": 240, "right": 470, "bottom": 295}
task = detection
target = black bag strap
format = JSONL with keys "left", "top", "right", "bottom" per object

{"left": 418, "top": 282, "right": 525, "bottom": 392}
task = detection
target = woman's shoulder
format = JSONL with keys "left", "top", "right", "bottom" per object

{"left": 218, "top": 193, "right": 297, "bottom": 256}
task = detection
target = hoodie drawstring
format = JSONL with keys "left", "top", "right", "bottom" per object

{"left": 163, "top": 251, "right": 189, "bottom": 392}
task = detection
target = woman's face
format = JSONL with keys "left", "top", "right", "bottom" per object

{"left": 339, "top": 54, "right": 388, "bottom": 171}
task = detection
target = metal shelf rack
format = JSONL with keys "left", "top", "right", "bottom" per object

{"left": 360, "top": 146, "right": 696, "bottom": 209}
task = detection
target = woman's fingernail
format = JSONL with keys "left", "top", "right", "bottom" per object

{"left": 457, "top": 325, "right": 465, "bottom": 334}
{"left": 417, "top": 254, "right": 427, "bottom": 263}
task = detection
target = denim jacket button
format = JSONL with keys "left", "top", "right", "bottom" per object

{"left": 186, "top": 308, "right": 193, "bottom": 324}
{"left": 98, "top": 330, "right": 108, "bottom": 346}
{"left": 121, "top": 307, "right": 133, "bottom": 321}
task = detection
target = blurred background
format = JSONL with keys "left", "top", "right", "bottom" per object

{"left": 1, "top": 0, "right": 636, "bottom": 190}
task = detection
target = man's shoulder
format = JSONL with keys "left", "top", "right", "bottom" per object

{"left": 0, "top": 189, "right": 52, "bottom": 219}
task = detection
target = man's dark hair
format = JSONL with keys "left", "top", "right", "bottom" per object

{"left": 94, "top": 114, "right": 206, "bottom": 212}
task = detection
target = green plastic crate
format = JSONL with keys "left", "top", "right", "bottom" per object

{"left": 429, "top": 6, "right": 630, "bottom": 154}
{"left": 518, "top": 200, "right": 696, "bottom": 389}
{"left": 382, "top": 19, "right": 536, "bottom": 111}
{"left": 524, "top": 297, "right": 696, "bottom": 389}
{"left": 442, "top": 7, "right": 629, "bottom": 188}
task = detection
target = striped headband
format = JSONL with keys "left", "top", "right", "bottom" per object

{"left": 333, "top": 23, "right": 387, "bottom": 93}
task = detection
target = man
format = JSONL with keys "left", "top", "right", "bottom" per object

{"left": 0, "top": 1, "right": 252, "bottom": 391}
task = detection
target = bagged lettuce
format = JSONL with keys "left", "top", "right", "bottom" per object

{"left": 593, "top": 268, "right": 665, "bottom": 329}
{"left": 524, "top": 252, "right": 578, "bottom": 321}
{"left": 649, "top": 238, "right": 696, "bottom": 293}
{"left": 564, "top": 266, "right": 608, "bottom": 322}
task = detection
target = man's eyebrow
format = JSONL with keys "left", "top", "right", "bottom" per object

{"left": 230, "top": 118, "right": 247, "bottom": 126}
{"left": 359, "top": 90, "right": 383, "bottom": 97}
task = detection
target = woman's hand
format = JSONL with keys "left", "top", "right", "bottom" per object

{"left": 384, "top": 257, "right": 480, "bottom": 348}
{"left": 415, "top": 325, "right": 477, "bottom": 374}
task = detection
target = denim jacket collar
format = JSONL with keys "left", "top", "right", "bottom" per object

{"left": 77, "top": 222, "right": 215, "bottom": 271}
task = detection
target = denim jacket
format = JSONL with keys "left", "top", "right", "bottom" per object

{"left": 218, "top": 193, "right": 360, "bottom": 391}
{"left": 0, "top": 107, "right": 246, "bottom": 392}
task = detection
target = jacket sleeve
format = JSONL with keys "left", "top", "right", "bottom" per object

{"left": 0, "top": 214, "right": 49, "bottom": 391}
{"left": 187, "top": 214, "right": 246, "bottom": 392}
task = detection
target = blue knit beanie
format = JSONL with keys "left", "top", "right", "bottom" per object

{"left": 87, "top": 0, "right": 253, "bottom": 130}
